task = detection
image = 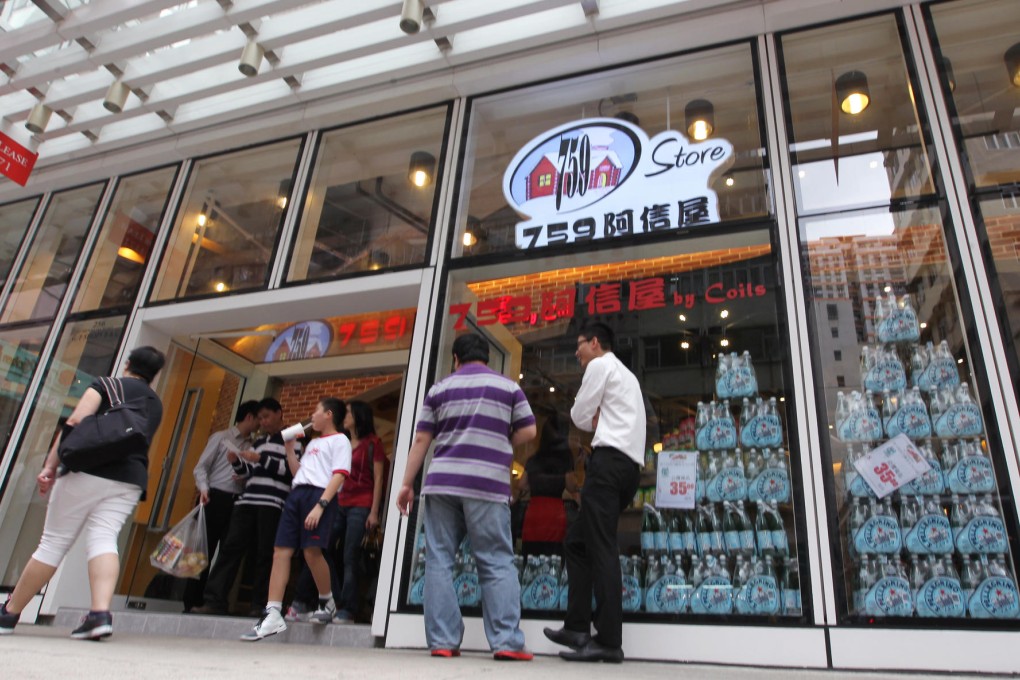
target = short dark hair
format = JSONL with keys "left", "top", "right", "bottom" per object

{"left": 234, "top": 400, "right": 260, "bottom": 423}
{"left": 319, "top": 397, "right": 345, "bottom": 431}
{"left": 347, "top": 400, "right": 377, "bottom": 439}
{"left": 126, "top": 346, "right": 165, "bottom": 384}
{"left": 452, "top": 333, "right": 489, "bottom": 365}
{"left": 579, "top": 322, "right": 615, "bottom": 351}
{"left": 258, "top": 397, "right": 282, "bottom": 414}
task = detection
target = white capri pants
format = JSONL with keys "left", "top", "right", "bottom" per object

{"left": 32, "top": 471, "right": 141, "bottom": 566}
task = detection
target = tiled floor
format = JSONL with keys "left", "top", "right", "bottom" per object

{"left": 53, "top": 607, "right": 378, "bottom": 648}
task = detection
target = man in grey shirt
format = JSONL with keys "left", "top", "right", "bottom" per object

{"left": 183, "top": 400, "right": 260, "bottom": 613}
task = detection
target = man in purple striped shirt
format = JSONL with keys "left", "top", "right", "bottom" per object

{"left": 397, "top": 333, "right": 537, "bottom": 661}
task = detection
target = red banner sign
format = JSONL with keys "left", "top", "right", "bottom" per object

{"left": 0, "top": 131, "right": 38, "bottom": 186}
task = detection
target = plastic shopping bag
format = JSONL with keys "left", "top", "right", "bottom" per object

{"left": 150, "top": 504, "right": 209, "bottom": 579}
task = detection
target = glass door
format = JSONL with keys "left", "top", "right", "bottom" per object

{"left": 118, "top": 341, "right": 249, "bottom": 611}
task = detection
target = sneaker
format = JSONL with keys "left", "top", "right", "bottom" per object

{"left": 333, "top": 609, "right": 354, "bottom": 624}
{"left": 494, "top": 649, "right": 533, "bottom": 661}
{"left": 284, "top": 602, "right": 310, "bottom": 622}
{"left": 430, "top": 649, "right": 460, "bottom": 658}
{"left": 0, "top": 601, "right": 19, "bottom": 635}
{"left": 309, "top": 599, "right": 336, "bottom": 625}
{"left": 70, "top": 611, "right": 113, "bottom": 640}
{"left": 240, "top": 607, "right": 287, "bottom": 641}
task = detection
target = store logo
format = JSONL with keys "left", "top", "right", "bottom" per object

{"left": 503, "top": 118, "right": 733, "bottom": 250}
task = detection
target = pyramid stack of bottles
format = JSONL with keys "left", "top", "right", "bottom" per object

{"left": 624, "top": 350, "right": 802, "bottom": 616}
{"left": 839, "top": 293, "right": 1019, "bottom": 619}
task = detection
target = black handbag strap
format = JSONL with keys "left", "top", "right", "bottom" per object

{"left": 98, "top": 376, "right": 125, "bottom": 408}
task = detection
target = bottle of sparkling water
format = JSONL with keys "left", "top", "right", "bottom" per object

{"left": 782, "top": 557, "right": 802, "bottom": 616}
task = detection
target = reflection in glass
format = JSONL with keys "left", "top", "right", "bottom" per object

{"left": 973, "top": 198, "right": 1020, "bottom": 404}
{"left": 287, "top": 108, "right": 446, "bottom": 282}
{"left": 150, "top": 139, "right": 301, "bottom": 301}
{"left": 457, "top": 43, "right": 768, "bottom": 257}
{"left": 781, "top": 15, "right": 934, "bottom": 215}
{"left": 784, "top": 14, "right": 1020, "bottom": 622}
{"left": 0, "top": 183, "right": 105, "bottom": 324}
{"left": 73, "top": 167, "right": 176, "bottom": 313}
{"left": 0, "top": 316, "right": 125, "bottom": 583}
{"left": 407, "top": 232, "right": 806, "bottom": 619}
{"left": 928, "top": 0, "right": 1020, "bottom": 189}
{"left": 0, "top": 324, "right": 48, "bottom": 477}
{"left": 0, "top": 198, "right": 40, "bottom": 292}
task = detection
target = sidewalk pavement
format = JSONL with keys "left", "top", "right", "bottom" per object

{"left": 1, "top": 624, "right": 992, "bottom": 680}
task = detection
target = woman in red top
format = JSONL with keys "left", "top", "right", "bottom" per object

{"left": 330, "top": 400, "right": 386, "bottom": 622}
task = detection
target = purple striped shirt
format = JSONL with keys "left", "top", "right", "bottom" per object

{"left": 417, "top": 363, "right": 535, "bottom": 503}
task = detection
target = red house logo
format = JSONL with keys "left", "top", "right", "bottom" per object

{"left": 526, "top": 148, "right": 623, "bottom": 200}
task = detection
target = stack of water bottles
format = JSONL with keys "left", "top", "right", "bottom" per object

{"left": 838, "top": 293, "right": 1019, "bottom": 619}
{"left": 636, "top": 503, "right": 801, "bottom": 616}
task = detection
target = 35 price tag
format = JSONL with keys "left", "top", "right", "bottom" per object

{"left": 656, "top": 450, "right": 698, "bottom": 509}
{"left": 854, "top": 434, "right": 930, "bottom": 498}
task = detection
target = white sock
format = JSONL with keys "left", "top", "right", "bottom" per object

{"left": 267, "top": 601, "right": 283, "bottom": 612}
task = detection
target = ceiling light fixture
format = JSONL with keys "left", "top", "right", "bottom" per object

{"left": 685, "top": 99, "right": 714, "bottom": 141}
{"left": 400, "top": 0, "right": 424, "bottom": 35}
{"left": 103, "top": 80, "right": 129, "bottom": 113}
{"left": 1005, "top": 43, "right": 1020, "bottom": 87}
{"left": 25, "top": 103, "right": 53, "bottom": 134}
{"left": 836, "top": 70, "right": 870, "bottom": 115}
{"left": 117, "top": 246, "right": 145, "bottom": 264}
{"left": 409, "top": 150, "right": 435, "bottom": 187}
{"left": 462, "top": 231, "right": 477, "bottom": 247}
{"left": 238, "top": 40, "right": 264, "bottom": 77}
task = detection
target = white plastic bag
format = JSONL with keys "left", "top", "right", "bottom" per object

{"left": 149, "top": 504, "right": 209, "bottom": 579}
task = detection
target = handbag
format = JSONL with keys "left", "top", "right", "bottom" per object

{"left": 58, "top": 376, "right": 151, "bottom": 472}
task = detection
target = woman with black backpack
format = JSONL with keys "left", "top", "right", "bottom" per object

{"left": 0, "top": 346, "right": 165, "bottom": 640}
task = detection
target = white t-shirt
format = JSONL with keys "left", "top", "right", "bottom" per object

{"left": 292, "top": 432, "right": 352, "bottom": 489}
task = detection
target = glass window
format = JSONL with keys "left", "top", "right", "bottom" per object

{"left": 286, "top": 108, "right": 448, "bottom": 282}
{"left": 781, "top": 14, "right": 1020, "bottom": 624}
{"left": 149, "top": 139, "right": 302, "bottom": 302}
{"left": 927, "top": 0, "right": 1020, "bottom": 189}
{"left": 455, "top": 43, "right": 769, "bottom": 258}
{"left": 405, "top": 230, "right": 808, "bottom": 620}
{"left": 0, "top": 316, "right": 125, "bottom": 583}
{"left": 782, "top": 15, "right": 934, "bottom": 215}
{"left": 0, "top": 198, "right": 39, "bottom": 292}
{"left": 73, "top": 167, "right": 177, "bottom": 313}
{"left": 0, "top": 323, "right": 49, "bottom": 461}
{"left": 0, "top": 183, "right": 105, "bottom": 324}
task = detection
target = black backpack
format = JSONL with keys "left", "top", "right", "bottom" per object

{"left": 58, "top": 377, "right": 151, "bottom": 472}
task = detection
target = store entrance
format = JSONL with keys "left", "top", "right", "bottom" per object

{"left": 115, "top": 326, "right": 406, "bottom": 615}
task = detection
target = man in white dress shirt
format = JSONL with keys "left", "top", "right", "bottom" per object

{"left": 545, "top": 322, "right": 645, "bottom": 663}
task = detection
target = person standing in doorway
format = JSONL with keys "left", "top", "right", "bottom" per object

{"left": 396, "top": 333, "right": 537, "bottom": 661}
{"left": 0, "top": 346, "right": 165, "bottom": 640}
{"left": 194, "top": 398, "right": 298, "bottom": 616}
{"left": 331, "top": 400, "right": 386, "bottom": 623}
{"left": 545, "top": 322, "right": 645, "bottom": 663}
{"left": 183, "top": 399, "right": 260, "bottom": 613}
{"left": 241, "top": 397, "right": 350, "bottom": 641}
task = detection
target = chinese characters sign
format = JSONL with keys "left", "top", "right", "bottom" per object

{"left": 451, "top": 279, "right": 767, "bottom": 330}
{"left": 656, "top": 451, "right": 698, "bottom": 510}
{"left": 503, "top": 118, "right": 733, "bottom": 250}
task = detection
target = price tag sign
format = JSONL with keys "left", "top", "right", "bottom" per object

{"left": 854, "top": 434, "right": 931, "bottom": 498}
{"left": 656, "top": 450, "right": 698, "bottom": 509}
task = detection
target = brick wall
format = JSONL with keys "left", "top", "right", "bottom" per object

{"left": 467, "top": 244, "right": 772, "bottom": 300}
{"left": 277, "top": 373, "right": 402, "bottom": 420}
{"left": 209, "top": 371, "right": 241, "bottom": 432}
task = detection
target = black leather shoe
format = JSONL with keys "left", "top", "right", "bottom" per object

{"left": 543, "top": 626, "right": 591, "bottom": 650}
{"left": 559, "top": 639, "right": 624, "bottom": 663}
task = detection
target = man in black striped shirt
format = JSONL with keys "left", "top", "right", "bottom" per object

{"left": 194, "top": 398, "right": 300, "bottom": 615}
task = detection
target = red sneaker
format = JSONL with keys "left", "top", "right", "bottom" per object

{"left": 494, "top": 650, "right": 533, "bottom": 661}
{"left": 431, "top": 649, "right": 460, "bottom": 658}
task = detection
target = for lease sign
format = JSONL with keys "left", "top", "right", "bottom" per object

{"left": 0, "top": 131, "right": 38, "bottom": 186}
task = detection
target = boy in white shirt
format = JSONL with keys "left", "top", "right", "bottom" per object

{"left": 242, "top": 397, "right": 351, "bottom": 641}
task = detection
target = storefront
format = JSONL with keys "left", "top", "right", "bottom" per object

{"left": 0, "top": 0, "right": 1018, "bottom": 672}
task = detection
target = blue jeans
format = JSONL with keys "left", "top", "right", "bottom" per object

{"left": 332, "top": 505, "right": 369, "bottom": 615}
{"left": 422, "top": 495, "right": 525, "bottom": 653}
